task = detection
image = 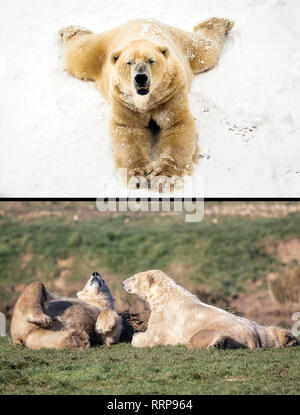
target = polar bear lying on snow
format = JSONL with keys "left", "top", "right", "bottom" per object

{"left": 123, "top": 270, "right": 299, "bottom": 349}
{"left": 11, "top": 272, "right": 122, "bottom": 349}
{"left": 59, "top": 18, "right": 233, "bottom": 188}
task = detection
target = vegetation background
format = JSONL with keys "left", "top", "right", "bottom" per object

{"left": 0, "top": 201, "right": 300, "bottom": 394}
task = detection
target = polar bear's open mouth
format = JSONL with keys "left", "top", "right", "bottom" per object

{"left": 134, "top": 73, "right": 150, "bottom": 96}
{"left": 136, "top": 86, "right": 150, "bottom": 95}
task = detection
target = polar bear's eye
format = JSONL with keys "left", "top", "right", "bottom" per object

{"left": 148, "top": 59, "right": 155, "bottom": 64}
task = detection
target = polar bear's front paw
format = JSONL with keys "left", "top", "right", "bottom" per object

{"left": 146, "top": 162, "right": 184, "bottom": 193}
{"left": 131, "top": 332, "right": 144, "bottom": 347}
{"left": 148, "top": 158, "right": 189, "bottom": 178}
{"left": 27, "top": 314, "right": 52, "bottom": 328}
{"left": 40, "top": 315, "right": 53, "bottom": 328}
{"left": 59, "top": 26, "right": 93, "bottom": 43}
{"left": 127, "top": 166, "right": 152, "bottom": 189}
{"left": 128, "top": 175, "right": 150, "bottom": 190}
{"left": 96, "top": 309, "right": 121, "bottom": 346}
{"left": 96, "top": 309, "right": 120, "bottom": 334}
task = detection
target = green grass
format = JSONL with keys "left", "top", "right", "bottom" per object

{"left": 1, "top": 208, "right": 300, "bottom": 306}
{"left": 0, "top": 337, "right": 299, "bottom": 395}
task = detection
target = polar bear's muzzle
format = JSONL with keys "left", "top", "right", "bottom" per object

{"left": 122, "top": 280, "right": 130, "bottom": 292}
{"left": 90, "top": 272, "right": 103, "bottom": 288}
{"left": 122, "top": 278, "right": 134, "bottom": 293}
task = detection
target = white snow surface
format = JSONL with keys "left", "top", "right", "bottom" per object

{"left": 1, "top": 0, "right": 300, "bottom": 197}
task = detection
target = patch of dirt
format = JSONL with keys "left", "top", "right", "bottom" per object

{"left": 14, "top": 284, "right": 26, "bottom": 293}
{"left": 115, "top": 297, "right": 149, "bottom": 314}
{"left": 167, "top": 262, "right": 197, "bottom": 277}
{"left": 20, "top": 254, "right": 33, "bottom": 270}
{"left": 166, "top": 263, "right": 199, "bottom": 291}
{"left": 267, "top": 269, "right": 300, "bottom": 304}
{"left": 57, "top": 257, "right": 74, "bottom": 269}
{"left": 264, "top": 238, "right": 300, "bottom": 306}
{"left": 230, "top": 289, "right": 299, "bottom": 328}
{"left": 269, "top": 368, "right": 288, "bottom": 377}
{"left": 224, "top": 376, "right": 247, "bottom": 382}
{"left": 243, "top": 278, "right": 264, "bottom": 292}
{"left": 166, "top": 264, "right": 236, "bottom": 312}
{"left": 53, "top": 270, "right": 70, "bottom": 291}
{"left": 266, "top": 238, "right": 300, "bottom": 264}
{"left": 195, "top": 288, "right": 231, "bottom": 311}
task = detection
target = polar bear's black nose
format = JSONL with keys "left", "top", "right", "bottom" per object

{"left": 91, "top": 272, "right": 102, "bottom": 287}
{"left": 135, "top": 74, "right": 148, "bottom": 86}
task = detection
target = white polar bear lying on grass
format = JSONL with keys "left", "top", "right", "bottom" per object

{"left": 123, "top": 270, "right": 299, "bottom": 349}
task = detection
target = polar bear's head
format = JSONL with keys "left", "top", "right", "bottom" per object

{"left": 123, "top": 269, "right": 165, "bottom": 300}
{"left": 110, "top": 40, "right": 170, "bottom": 109}
{"left": 77, "top": 272, "right": 114, "bottom": 309}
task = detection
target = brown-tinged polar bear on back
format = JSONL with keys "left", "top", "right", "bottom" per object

{"left": 123, "top": 270, "right": 299, "bottom": 349}
{"left": 59, "top": 18, "right": 233, "bottom": 187}
{"left": 11, "top": 272, "right": 122, "bottom": 349}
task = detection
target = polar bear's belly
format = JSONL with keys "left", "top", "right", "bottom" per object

{"left": 46, "top": 300, "right": 98, "bottom": 335}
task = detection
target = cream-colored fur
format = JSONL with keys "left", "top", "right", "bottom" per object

{"left": 123, "top": 270, "right": 299, "bottom": 349}
{"left": 59, "top": 18, "right": 233, "bottom": 186}
{"left": 11, "top": 273, "right": 122, "bottom": 349}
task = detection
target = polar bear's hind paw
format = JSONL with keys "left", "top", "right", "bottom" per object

{"left": 61, "top": 330, "right": 90, "bottom": 349}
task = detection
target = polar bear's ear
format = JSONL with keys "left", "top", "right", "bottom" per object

{"left": 147, "top": 274, "right": 155, "bottom": 288}
{"left": 110, "top": 50, "right": 121, "bottom": 64}
{"left": 158, "top": 46, "right": 170, "bottom": 58}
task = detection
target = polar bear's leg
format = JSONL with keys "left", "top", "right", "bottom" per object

{"left": 187, "top": 329, "right": 247, "bottom": 350}
{"left": 131, "top": 332, "right": 153, "bottom": 348}
{"left": 25, "top": 327, "right": 90, "bottom": 350}
{"left": 186, "top": 18, "right": 234, "bottom": 74}
{"left": 264, "top": 326, "right": 299, "bottom": 348}
{"left": 95, "top": 309, "right": 122, "bottom": 346}
{"left": 131, "top": 328, "right": 165, "bottom": 347}
{"left": 59, "top": 26, "right": 105, "bottom": 81}
{"left": 59, "top": 26, "right": 93, "bottom": 43}
{"left": 149, "top": 103, "right": 197, "bottom": 180}
{"left": 18, "top": 282, "right": 52, "bottom": 328}
{"left": 110, "top": 121, "right": 153, "bottom": 181}
{"left": 59, "top": 329, "right": 90, "bottom": 349}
